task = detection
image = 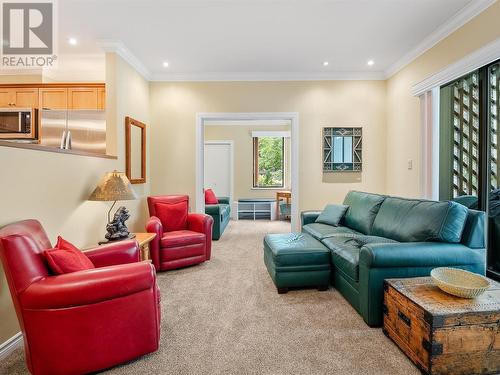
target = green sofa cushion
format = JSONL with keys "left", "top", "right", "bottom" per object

{"left": 460, "top": 209, "right": 486, "bottom": 248}
{"left": 343, "top": 191, "right": 386, "bottom": 235}
{"left": 302, "top": 223, "right": 361, "bottom": 240}
{"left": 371, "top": 197, "right": 468, "bottom": 243}
{"left": 323, "top": 235, "right": 398, "bottom": 281}
{"left": 315, "top": 204, "right": 349, "bottom": 226}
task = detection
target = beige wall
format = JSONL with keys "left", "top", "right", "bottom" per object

{"left": 386, "top": 2, "right": 500, "bottom": 197}
{"left": 0, "top": 53, "right": 150, "bottom": 343}
{"left": 0, "top": 74, "right": 43, "bottom": 83}
{"left": 150, "top": 81, "right": 387, "bottom": 212}
{"left": 204, "top": 125, "right": 291, "bottom": 200}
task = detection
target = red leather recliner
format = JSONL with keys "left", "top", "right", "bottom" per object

{"left": 146, "top": 195, "right": 213, "bottom": 271}
{"left": 0, "top": 220, "right": 161, "bottom": 375}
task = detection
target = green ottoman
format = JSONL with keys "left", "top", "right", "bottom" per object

{"left": 264, "top": 233, "right": 331, "bottom": 294}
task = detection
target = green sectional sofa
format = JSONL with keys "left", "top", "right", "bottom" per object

{"left": 266, "top": 190, "right": 486, "bottom": 327}
{"left": 205, "top": 196, "right": 231, "bottom": 240}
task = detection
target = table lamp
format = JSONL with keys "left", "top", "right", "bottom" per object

{"left": 88, "top": 170, "right": 138, "bottom": 243}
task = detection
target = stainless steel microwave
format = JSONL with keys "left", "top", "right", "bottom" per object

{"left": 0, "top": 108, "right": 38, "bottom": 140}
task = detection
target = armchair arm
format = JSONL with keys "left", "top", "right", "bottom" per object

{"left": 217, "top": 196, "right": 230, "bottom": 205}
{"left": 360, "top": 242, "right": 486, "bottom": 269}
{"left": 83, "top": 239, "right": 140, "bottom": 267}
{"left": 301, "top": 210, "right": 321, "bottom": 227}
{"left": 187, "top": 213, "right": 214, "bottom": 260}
{"left": 146, "top": 216, "right": 163, "bottom": 270}
{"left": 20, "top": 262, "right": 156, "bottom": 309}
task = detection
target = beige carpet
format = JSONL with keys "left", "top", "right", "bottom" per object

{"left": 1, "top": 220, "right": 418, "bottom": 375}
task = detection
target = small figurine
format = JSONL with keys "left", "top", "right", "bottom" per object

{"left": 105, "top": 206, "right": 131, "bottom": 240}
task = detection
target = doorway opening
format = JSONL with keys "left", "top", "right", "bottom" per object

{"left": 196, "top": 113, "right": 299, "bottom": 231}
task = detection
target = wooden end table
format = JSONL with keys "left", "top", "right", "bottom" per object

{"left": 133, "top": 233, "right": 156, "bottom": 261}
{"left": 275, "top": 190, "right": 291, "bottom": 220}
{"left": 383, "top": 276, "right": 500, "bottom": 375}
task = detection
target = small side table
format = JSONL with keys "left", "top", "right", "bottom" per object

{"left": 275, "top": 191, "right": 291, "bottom": 220}
{"left": 133, "top": 233, "right": 156, "bottom": 261}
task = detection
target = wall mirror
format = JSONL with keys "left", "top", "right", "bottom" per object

{"left": 125, "top": 116, "right": 146, "bottom": 184}
{"left": 322, "top": 127, "right": 362, "bottom": 172}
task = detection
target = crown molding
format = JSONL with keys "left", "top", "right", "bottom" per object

{"left": 385, "top": 0, "right": 497, "bottom": 78}
{"left": 412, "top": 36, "right": 500, "bottom": 96}
{"left": 150, "top": 71, "right": 385, "bottom": 82}
{"left": 205, "top": 119, "right": 291, "bottom": 126}
{"left": 96, "top": 39, "right": 151, "bottom": 80}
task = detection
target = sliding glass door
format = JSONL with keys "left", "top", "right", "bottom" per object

{"left": 439, "top": 59, "right": 500, "bottom": 279}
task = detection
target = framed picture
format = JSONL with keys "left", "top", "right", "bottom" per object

{"left": 322, "top": 127, "right": 362, "bottom": 172}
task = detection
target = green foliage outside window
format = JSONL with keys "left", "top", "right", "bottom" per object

{"left": 254, "top": 137, "right": 284, "bottom": 188}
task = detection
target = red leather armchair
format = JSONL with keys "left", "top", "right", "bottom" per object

{"left": 0, "top": 220, "right": 161, "bottom": 375}
{"left": 146, "top": 195, "right": 213, "bottom": 271}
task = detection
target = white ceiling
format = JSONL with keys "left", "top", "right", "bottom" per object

{"left": 56, "top": 0, "right": 494, "bottom": 81}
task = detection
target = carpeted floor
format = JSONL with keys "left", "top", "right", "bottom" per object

{"left": 1, "top": 220, "right": 418, "bottom": 375}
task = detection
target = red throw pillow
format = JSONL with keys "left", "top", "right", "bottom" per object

{"left": 155, "top": 201, "right": 188, "bottom": 232}
{"left": 44, "top": 236, "right": 95, "bottom": 275}
{"left": 205, "top": 189, "right": 218, "bottom": 204}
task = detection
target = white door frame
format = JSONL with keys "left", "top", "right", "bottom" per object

{"left": 204, "top": 140, "right": 234, "bottom": 203}
{"left": 196, "top": 112, "right": 299, "bottom": 230}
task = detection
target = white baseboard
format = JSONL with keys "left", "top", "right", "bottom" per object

{"left": 0, "top": 332, "right": 23, "bottom": 361}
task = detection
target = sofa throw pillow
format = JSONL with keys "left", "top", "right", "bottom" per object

{"left": 315, "top": 204, "right": 349, "bottom": 226}
{"left": 44, "top": 236, "right": 95, "bottom": 274}
{"left": 205, "top": 189, "right": 218, "bottom": 204}
{"left": 155, "top": 201, "right": 188, "bottom": 231}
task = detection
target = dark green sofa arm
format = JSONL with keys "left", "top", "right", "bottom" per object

{"left": 205, "top": 204, "right": 221, "bottom": 215}
{"left": 360, "top": 242, "right": 486, "bottom": 270}
{"left": 217, "top": 197, "right": 230, "bottom": 205}
{"left": 301, "top": 211, "right": 321, "bottom": 227}
{"left": 358, "top": 242, "right": 486, "bottom": 327}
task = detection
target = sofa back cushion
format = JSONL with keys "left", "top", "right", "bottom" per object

{"left": 342, "top": 191, "right": 386, "bottom": 235}
{"left": 371, "top": 197, "right": 468, "bottom": 243}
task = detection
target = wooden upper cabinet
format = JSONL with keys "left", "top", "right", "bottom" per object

{"left": 97, "top": 87, "right": 106, "bottom": 110}
{"left": 13, "top": 88, "right": 39, "bottom": 108}
{"left": 39, "top": 88, "right": 67, "bottom": 110}
{"left": 0, "top": 89, "right": 14, "bottom": 107}
{"left": 68, "top": 87, "right": 99, "bottom": 110}
{"left": 0, "top": 88, "right": 38, "bottom": 108}
{"left": 0, "top": 84, "right": 105, "bottom": 110}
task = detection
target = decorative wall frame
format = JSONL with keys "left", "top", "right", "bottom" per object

{"left": 125, "top": 116, "right": 147, "bottom": 184}
{"left": 322, "top": 127, "right": 362, "bottom": 172}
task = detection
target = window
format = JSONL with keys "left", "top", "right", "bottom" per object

{"left": 253, "top": 136, "right": 284, "bottom": 188}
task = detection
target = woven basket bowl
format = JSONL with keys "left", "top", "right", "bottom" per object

{"left": 431, "top": 267, "right": 490, "bottom": 299}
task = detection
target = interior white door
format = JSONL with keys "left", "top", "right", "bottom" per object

{"left": 204, "top": 142, "right": 231, "bottom": 198}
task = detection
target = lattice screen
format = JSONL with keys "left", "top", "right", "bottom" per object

{"left": 451, "top": 73, "right": 480, "bottom": 198}
{"left": 490, "top": 63, "right": 499, "bottom": 191}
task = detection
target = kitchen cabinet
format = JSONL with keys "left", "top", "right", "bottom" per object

{"left": 98, "top": 87, "right": 106, "bottom": 110}
{"left": 1, "top": 84, "right": 105, "bottom": 110}
{"left": 0, "top": 88, "right": 38, "bottom": 108}
{"left": 39, "top": 88, "right": 68, "bottom": 110}
{"left": 68, "top": 87, "right": 99, "bottom": 110}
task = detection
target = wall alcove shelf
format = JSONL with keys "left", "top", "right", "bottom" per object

{"left": 0, "top": 141, "right": 117, "bottom": 159}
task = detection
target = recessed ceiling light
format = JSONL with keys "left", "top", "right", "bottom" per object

{"left": 162, "top": 61, "right": 169, "bottom": 68}
{"left": 68, "top": 37, "right": 77, "bottom": 46}
{"left": 323, "top": 61, "right": 329, "bottom": 67}
{"left": 367, "top": 59, "right": 375, "bottom": 66}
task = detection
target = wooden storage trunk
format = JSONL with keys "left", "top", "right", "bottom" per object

{"left": 383, "top": 277, "right": 500, "bottom": 375}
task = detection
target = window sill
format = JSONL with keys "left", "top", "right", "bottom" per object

{"left": 251, "top": 187, "right": 287, "bottom": 190}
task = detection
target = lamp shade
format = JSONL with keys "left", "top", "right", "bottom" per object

{"left": 88, "top": 171, "right": 138, "bottom": 201}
